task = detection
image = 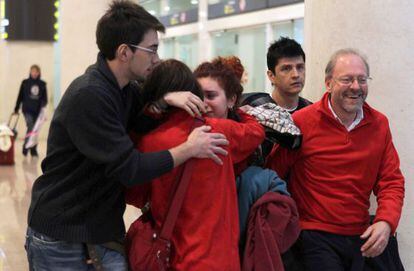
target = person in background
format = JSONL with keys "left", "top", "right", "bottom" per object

{"left": 240, "top": 37, "right": 311, "bottom": 164}
{"left": 14, "top": 64, "right": 47, "bottom": 157}
{"left": 267, "top": 48, "right": 405, "bottom": 270}
{"left": 25, "top": 1, "right": 228, "bottom": 270}
{"left": 266, "top": 37, "right": 311, "bottom": 113}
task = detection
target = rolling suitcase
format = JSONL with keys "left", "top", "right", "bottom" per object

{"left": 0, "top": 113, "right": 19, "bottom": 165}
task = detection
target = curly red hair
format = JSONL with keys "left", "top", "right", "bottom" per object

{"left": 218, "top": 56, "right": 245, "bottom": 82}
{"left": 194, "top": 56, "right": 244, "bottom": 107}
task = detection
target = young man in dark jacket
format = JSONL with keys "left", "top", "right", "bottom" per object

{"left": 25, "top": 1, "right": 228, "bottom": 270}
{"left": 14, "top": 64, "right": 47, "bottom": 157}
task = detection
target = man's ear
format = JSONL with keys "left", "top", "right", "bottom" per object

{"left": 266, "top": 70, "right": 275, "bottom": 83}
{"left": 325, "top": 77, "right": 333, "bottom": 93}
{"left": 115, "top": 44, "right": 131, "bottom": 62}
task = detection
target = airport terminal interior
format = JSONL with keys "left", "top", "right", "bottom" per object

{"left": 0, "top": 0, "right": 413, "bottom": 270}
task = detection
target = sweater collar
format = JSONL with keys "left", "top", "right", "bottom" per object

{"left": 95, "top": 52, "right": 127, "bottom": 91}
{"left": 327, "top": 97, "right": 364, "bottom": 131}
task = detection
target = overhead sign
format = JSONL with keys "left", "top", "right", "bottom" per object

{"left": 159, "top": 8, "right": 198, "bottom": 27}
{"left": 208, "top": 0, "right": 304, "bottom": 19}
{"left": 268, "top": 0, "right": 303, "bottom": 8}
{"left": 208, "top": 0, "right": 267, "bottom": 19}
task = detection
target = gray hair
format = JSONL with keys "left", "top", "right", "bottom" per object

{"left": 325, "top": 48, "right": 370, "bottom": 79}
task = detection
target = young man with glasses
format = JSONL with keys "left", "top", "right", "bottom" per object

{"left": 267, "top": 49, "right": 405, "bottom": 270}
{"left": 25, "top": 1, "right": 228, "bottom": 270}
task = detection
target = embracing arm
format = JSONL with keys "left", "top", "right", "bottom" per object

{"left": 65, "top": 89, "right": 174, "bottom": 187}
{"left": 210, "top": 111, "right": 265, "bottom": 164}
{"left": 66, "top": 89, "right": 228, "bottom": 187}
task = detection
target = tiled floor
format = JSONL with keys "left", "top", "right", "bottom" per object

{"left": 0, "top": 139, "right": 140, "bottom": 271}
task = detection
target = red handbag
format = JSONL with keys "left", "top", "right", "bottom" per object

{"left": 126, "top": 212, "right": 173, "bottom": 271}
{"left": 126, "top": 117, "right": 203, "bottom": 271}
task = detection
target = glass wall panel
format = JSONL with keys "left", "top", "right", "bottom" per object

{"left": 160, "top": 34, "right": 198, "bottom": 70}
{"left": 211, "top": 26, "right": 266, "bottom": 93}
{"left": 140, "top": 0, "right": 199, "bottom": 17}
{"left": 176, "top": 35, "right": 198, "bottom": 70}
{"left": 293, "top": 18, "right": 304, "bottom": 44}
{"left": 159, "top": 38, "right": 175, "bottom": 59}
{"left": 272, "top": 18, "right": 304, "bottom": 45}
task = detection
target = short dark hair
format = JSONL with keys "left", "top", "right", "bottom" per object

{"left": 96, "top": 0, "right": 165, "bottom": 60}
{"left": 267, "top": 37, "right": 305, "bottom": 72}
{"left": 194, "top": 57, "right": 243, "bottom": 108}
{"left": 142, "top": 59, "right": 203, "bottom": 103}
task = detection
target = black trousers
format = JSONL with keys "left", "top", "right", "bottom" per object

{"left": 23, "top": 113, "right": 38, "bottom": 155}
{"left": 300, "top": 230, "right": 404, "bottom": 271}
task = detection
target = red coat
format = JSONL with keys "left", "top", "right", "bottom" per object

{"left": 126, "top": 110, "right": 264, "bottom": 271}
{"left": 242, "top": 192, "right": 300, "bottom": 271}
{"left": 267, "top": 93, "right": 404, "bottom": 235}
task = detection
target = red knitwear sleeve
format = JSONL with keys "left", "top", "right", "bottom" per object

{"left": 210, "top": 111, "right": 265, "bottom": 164}
{"left": 265, "top": 144, "right": 300, "bottom": 180}
{"left": 372, "top": 126, "right": 405, "bottom": 234}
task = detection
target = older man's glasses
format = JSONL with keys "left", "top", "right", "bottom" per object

{"left": 127, "top": 44, "right": 158, "bottom": 55}
{"left": 333, "top": 76, "right": 372, "bottom": 86}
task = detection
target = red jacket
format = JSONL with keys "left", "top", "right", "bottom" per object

{"left": 266, "top": 93, "right": 404, "bottom": 235}
{"left": 242, "top": 192, "right": 300, "bottom": 271}
{"left": 126, "top": 110, "right": 264, "bottom": 271}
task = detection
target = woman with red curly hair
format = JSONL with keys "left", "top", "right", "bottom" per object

{"left": 194, "top": 56, "right": 244, "bottom": 121}
{"left": 125, "top": 59, "right": 264, "bottom": 271}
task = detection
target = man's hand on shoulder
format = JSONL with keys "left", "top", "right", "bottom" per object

{"left": 360, "top": 221, "right": 391, "bottom": 258}
{"left": 169, "top": 125, "right": 229, "bottom": 167}
{"left": 186, "top": 125, "right": 228, "bottom": 165}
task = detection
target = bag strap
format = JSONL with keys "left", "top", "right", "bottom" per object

{"left": 158, "top": 116, "right": 205, "bottom": 240}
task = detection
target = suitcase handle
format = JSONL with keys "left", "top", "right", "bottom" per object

{"left": 8, "top": 113, "right": 19, "bottom": 130}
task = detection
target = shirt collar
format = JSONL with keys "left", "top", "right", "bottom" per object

{"left": 328, "top": 98, "right": 364, "bottom": 131}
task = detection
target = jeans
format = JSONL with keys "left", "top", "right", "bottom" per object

{"left": 25, "top": 227, "right": 127, "bottom": 271}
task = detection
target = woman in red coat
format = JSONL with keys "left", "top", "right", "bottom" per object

{"left": 126, "top": 59, "right": 264, "bottom": 271}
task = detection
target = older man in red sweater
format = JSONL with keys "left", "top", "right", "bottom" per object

{"left": 267, "top": 48, "right": 405, "bottom": 270}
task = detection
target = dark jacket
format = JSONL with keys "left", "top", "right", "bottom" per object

{"left": 15, "top": 76, "right": 48, "bottom": 116}
{"left": 242, "top": 192, "right": 300, "bottom": 271}
{"left": 28, "top": 53, "right": 173, "bottom": 244}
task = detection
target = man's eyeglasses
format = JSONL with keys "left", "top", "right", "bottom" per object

{"left": 127, "top": 44, "right": 158, "bottom": 55}
{"left": 333, "top": 76, "right": 372, "bottom": 86}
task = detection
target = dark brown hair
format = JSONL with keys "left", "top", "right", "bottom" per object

{"left": 267, "top": 37, "right": 305, "bottom": 72}
{"left": 142, "top": 59, "right": 203, "bottom": 103}
{"left": 96, "top": 0, "right": 165, "bottom": 60}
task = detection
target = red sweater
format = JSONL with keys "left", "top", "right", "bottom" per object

{"left": 242, "top": 192, "right": 300, "bottom": 271}
{"left": 126, "top": 110, "right": 264, "bottom": 271}
{"left": 266, "top": 93, "right": 404, "bottom": 235}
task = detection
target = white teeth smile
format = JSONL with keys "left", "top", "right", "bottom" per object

{"left": 346, "top": 94, "right": 362, "bottom": 99}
